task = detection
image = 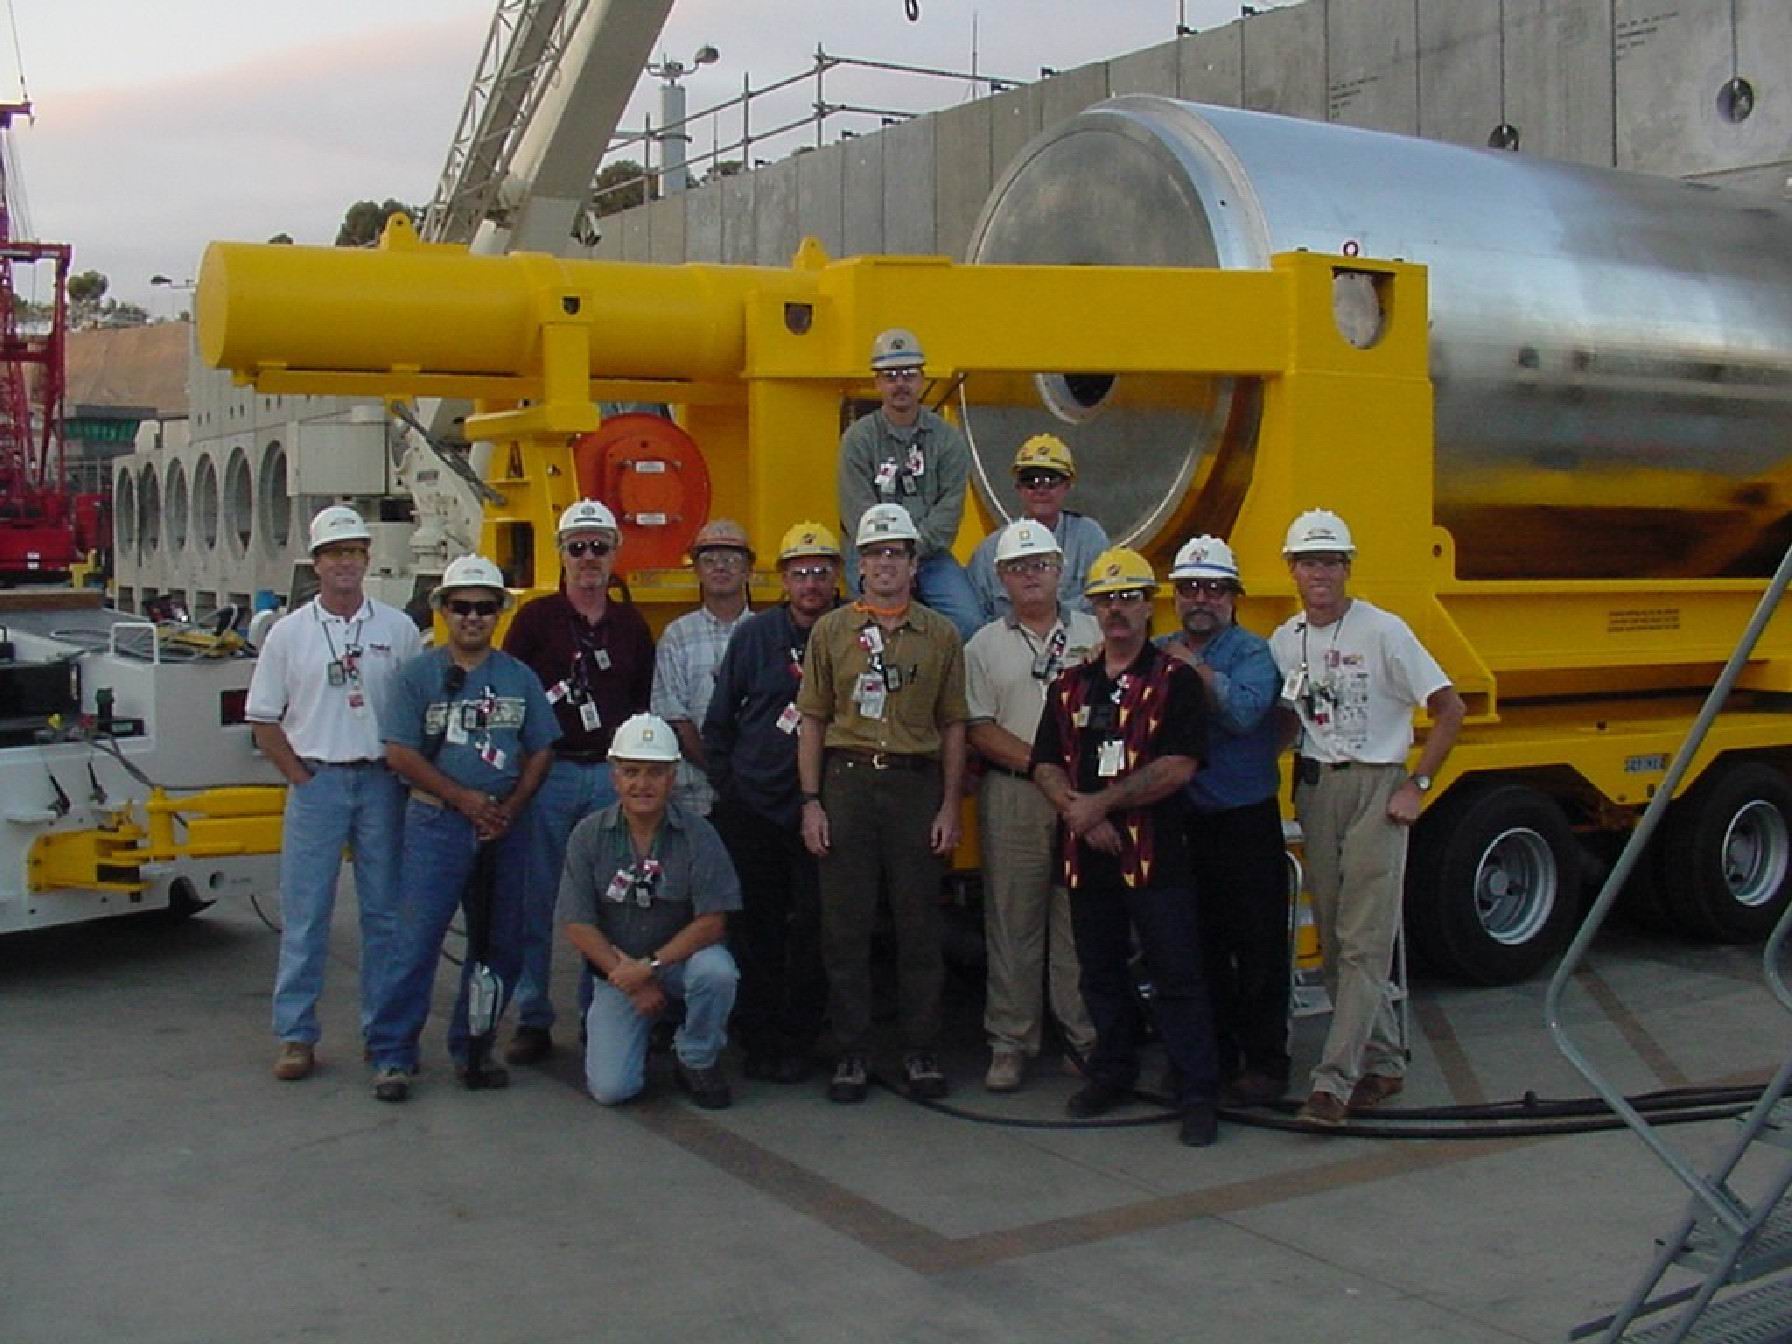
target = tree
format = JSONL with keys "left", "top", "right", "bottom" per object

{"left": 67, "top": 269, "right": 108, "bottom": 303}
{"left": 591, "top": 160, "right": 655, "bottom": 218}
{"left": 700, "top": 160, "right": 744, "bottom": 186}
{"left": 335, "top": 198, "right": 419, "bottom": 247}
{"left": 267, "top": 232, "right": 294, "bottom": 245}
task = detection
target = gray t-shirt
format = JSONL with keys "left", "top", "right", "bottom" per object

{"left": 557, "top": 801, "right": 742, "bottom": 958}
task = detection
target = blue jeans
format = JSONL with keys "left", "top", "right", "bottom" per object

{"left": 271, "top": 762, "right": 406, "bottom": 1045}
{"left": 519, "top": 757, "right": 616, "bottom": 1031}
{"left": 367, "top": 799, "right": 529, "bottom": 1071}
{"left": 584, "top": 944, "right": 739, "bottom": 1104}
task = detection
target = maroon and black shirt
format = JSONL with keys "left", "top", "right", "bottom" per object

{"left": 502, "top": 591, "right": 653, "bottom": 758}
{"left": 1030, "top": 641, "right": 1208, "bottom": 890}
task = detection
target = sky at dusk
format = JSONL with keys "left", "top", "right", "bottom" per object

{"left": 6, "top": 1, "right": 1281, "bottom": 311}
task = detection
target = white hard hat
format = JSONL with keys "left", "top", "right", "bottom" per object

{"left": 994, "top": 519, "right": 1062, "bottom": 565}
{"left": 855, "top": 502, "right": 920, "bottom": 547}
{"left": 429, "top": 554, "right": 515, "bottom": 611}
{"left": 609, "top": 712, "right": 681, "bottom": 763}
{"left": 558, "top": 498, "right": 619, "bottom": 541}
{"left": 1169, "top": 535, "right": 1242, "bottom": 586}
{"left": 869, "top": 327, "right": 926, "bottom": 371}
{"left": 1282, "top": 508, "right": 1356, "bottom": 557}
{"left": 308, "top": 505, "right": 371, "bottom": 554}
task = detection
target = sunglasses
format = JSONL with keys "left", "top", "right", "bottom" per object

{"left": 785, "top": 564, "right": 836, "bottom": 581}
{"left": 564, "top": 539, "right": 613, "bottom": 558}
{"left": 1093, "top": 588, "right": 1151, "bottom": 606}
{"left": 1017, "top": 471, "right": 1067, "bottom": 489}
{"left": 1175, "top": 579, "right": 1235, "bottom": 597}
{"left": 447, "top": 599, "right": 501, "bottom": 618}
{"left": 875, "top": 368, "right": 922, "bottom": 382}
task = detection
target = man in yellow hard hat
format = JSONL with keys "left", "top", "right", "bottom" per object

{"left": 1031, "top": 547, "right": 1221, "bottom": 1147}
{"left": 967, "top": 433, "right": 1110, "bottom": 624}
{"left": 702, "top": 521, "right": 843, "bottom": 1083}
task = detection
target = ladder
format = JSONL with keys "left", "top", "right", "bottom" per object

{"left": 1551, "top": 542, "right": 1792, "bottom": 1344}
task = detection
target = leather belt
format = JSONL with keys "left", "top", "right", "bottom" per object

{"left": 830, "top": 748, "right": 934, "bottom": 773}
{"left": 304, "top": 758, "right": 385, "bottom": 769}
{"left": 984, "top": 763, "right": 1034, "bottom": 781}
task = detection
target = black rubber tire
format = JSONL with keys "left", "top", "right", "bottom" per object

{"left": 155, "top": 877, "right": 214, "bottom": 925}
{"left": 1660, "top": 761, "right": 1792, "bottom": 943}
{"left": 1406, "top": 782, "right": 1582, "bottom": 986}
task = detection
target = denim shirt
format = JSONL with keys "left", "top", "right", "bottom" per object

{"left": 1158, "top": 623, "right": 1282, "bottom": 812}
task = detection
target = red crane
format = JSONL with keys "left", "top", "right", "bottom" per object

{"left": 0, "top": 98, "right": 77, "bottom": 582}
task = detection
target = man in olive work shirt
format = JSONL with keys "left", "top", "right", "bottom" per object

{"left": 797, "top": 503, "right": 968, "bottom": 1105}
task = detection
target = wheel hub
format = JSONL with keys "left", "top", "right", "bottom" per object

{"left": 1474, "top": 826, "right": 1557, "bottom": 946}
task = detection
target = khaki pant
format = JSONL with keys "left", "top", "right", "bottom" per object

{"left": 978, "top": 771, "right": 1095, "bottom": 1057}
{"left": 1294, "top": 763, "right": 1408, "bottom": 1100}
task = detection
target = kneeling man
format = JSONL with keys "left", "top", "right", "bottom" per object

{"left": 561, "top": 713, "right": 742, "bottom": 1109}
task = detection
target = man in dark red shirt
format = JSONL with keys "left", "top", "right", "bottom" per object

{"left": 500, "top": 499, "right": 654, "bottom": 1064}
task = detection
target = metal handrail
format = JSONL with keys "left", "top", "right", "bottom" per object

{"left": 1766, "top": 883, "right": 1792, "bottom": 1015}
{"left": 1545, "top": 538, "right": 1792, "bottom": 1240}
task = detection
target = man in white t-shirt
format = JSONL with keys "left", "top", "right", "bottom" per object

{"left": 246, "top": 505, "right": 423, "bottom": 1082}
{"left": 1268, "top": 509, "right": 1464, "bottom": 1128}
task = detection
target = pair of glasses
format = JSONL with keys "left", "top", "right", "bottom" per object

{"left": 447, "top": 599, "right": 501, "bottom": 618}
{"left": 564, "top": 540, "right": 612, "bottom": 558}
{"left": 443, "top": 665, "right": 468, "bottom": 695}
{"left": 1093, "top": 588, "right": 1151, "bottom": 607}
{"left": 1017, "top": 471, "right": 1067, "bottom": 489}
{"left": 875, "top": 368, "right": 921, "bottom": 383}
{"left": 696, "top": 551, "right": 748, "bottom": 570}
{"left": 999, "top": 558, "right": 1060, "bottom": 576}
{"left": 785, "top": 564, "right": 836, "bottom": 581}
{"left": 1175, "top": 579, "right": 1234, "bottom": 597}
{"left": 862, "top": 545, "right": 911, "bottom": 561}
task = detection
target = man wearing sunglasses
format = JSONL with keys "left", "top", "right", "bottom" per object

{"left": 967, "top": 433, "right": 1110, "bottom": 625}
{"left": 369, "top": 554, "right": 558, "bottom": 1102}
{"left": 837, "top": 327, "right": 982, "bottom": 643}
{"left": 247, "top": 505, "right": 423, "bottom": 1083}
{"left": 964, "top": 519, "right": 1099, "bottom": 1093}
{"left": 652, "top": 518, "right": 754, "bottom": 818}
{"left": 500, "top": 498, "right": 655, "bottom": 1067}
{"left": 797, "top": 503, "right": 968, "bottom": 1104}
{"left": 1031, "top": 548, "right": 1221, "bottom": 1147}
{"left": 1160, "top": 535, "right": 1290, "bottom": 1108}
{"left": 701, "top": 521, "right": 843, "bottom": 1084}
{"left": 1269, "top": 509, "right": 1463, "bottom": 1128}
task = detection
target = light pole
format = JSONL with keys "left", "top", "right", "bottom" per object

{"left": 646, "top": 45, "right": 719, "bottom": 194}
{"left": 149, "top": 274, "right": 194, "bottom": 322}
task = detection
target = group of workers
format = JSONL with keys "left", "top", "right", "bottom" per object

{"left": 246, "top": 327, "right": 1463, "bottom": 1147}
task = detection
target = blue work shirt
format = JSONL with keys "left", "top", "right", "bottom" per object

{"left": 1158, "top": 623, "right": 1281, "bottom": 813}
{"left": 968, "top": 511, "right": 1110, "bottom": 623}
{"left": 382, "top": 647, "right": 559, "bottom": 795}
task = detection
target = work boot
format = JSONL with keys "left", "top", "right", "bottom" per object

{"left": 504, "top": 1026, "right": 553, "bottom": 1067}
{"left": 274, "top": 1041, "right": 315, "bottom": 1081}
{"left": 1179, "top": 1104, "right": 1220, "bottom": 1148}
{"left": 828, "top": 1054, "right": 869, "bottom": 1104}
{"left": 903, "top": 1053, "right": 949, "bottom": 1101}
{"left": 372, "top": 1067, "right": 410, "bottom": 1103}
{"left": 456, "top": 1060, "right": 511, "bottom": 1091}
{"left": 675, "top": 1059, "right": 733, "bottom": 1110}
{"left": 1347, "top": 1073, "right": 1404, "bottom": 1111}
{"left": 1297, "top": 1090, "right": 1349, "bottom": 1128}
{"left": 984, "top": 1048, "right": 1025, "bottom": 1093}
{"left": 1222, "top": 1071, "right": 1289, "bottom": 1108}
{"left": 1065, "top": 1078, "right": 1130, "bottom": 1119}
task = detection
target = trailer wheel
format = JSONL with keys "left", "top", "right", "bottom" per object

{"left": 1406, "top": 784, "right": 1580, "bottom": 985}
{"left": 1661, "top": 761, "right": 1792, "bottom": 943}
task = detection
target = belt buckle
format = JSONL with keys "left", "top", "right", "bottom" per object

{"left": 870, "top": 751, "right": 890, "bottom": 771}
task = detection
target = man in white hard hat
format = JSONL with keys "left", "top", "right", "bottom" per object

{"left": 500, "top": 498, "right": 654, "bottom": 1066}
{"left": 967, "top": 433, "right": 1110, "bottom": 624}
{"left": 964, "top": 519, "right": 1099, "bottom": 1092}
{"left": 797, "top": 502, "right": 968, "bottom": 1104}
{"left": 560, "top": 713, "right": 741, "bottom": 1109}
{"left": 701, "top": 521, "right": 842, "bottom": 1084}
{"left": 1161, "top": 535, "right": 1290, "bottom": 1107}
{"left": 837, "top": 327, "right": 982, "bottom": 643}
{"left": 366, "top": 555, "right": 558, "bottom": 1101}
{"left": 1031, "top": 547, "right": 1222, "bottom": 1147}
{"left": 1269, "top": 509, "right": 1465, "bottom": 1127}
{"left": 246, "top": 504, "right": 422, "bottom": 1083}
{"left": 651, "top": 518, "right": 753, "bottom": 817}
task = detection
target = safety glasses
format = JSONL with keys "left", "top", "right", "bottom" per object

{"left": 564, "top": 539, "right": 612, "bottom": 558}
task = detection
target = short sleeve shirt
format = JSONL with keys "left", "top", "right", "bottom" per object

{"left": 796, "top": 602, "right": 968, "bottom": 756}
{"left": 964, "top": 607, "right": 1100, "bottom": 744}
{"left": 502, "top": 592, "right": 654, "bottom": 757}
{"left": 245, "top": 597, "right": 421, "bottom": 762}
{"left": 381, "top": 647, "right": 559, "bottom": 794}
{"left": 557, "top": 801, "right": 743, "bottom": 958}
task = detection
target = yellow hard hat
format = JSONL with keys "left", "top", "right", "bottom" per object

{"left": 1083, "top": 546, "right": 1159, "bottom": 598}
{"left": 777, "top": 520, "right": 841, "bottom": 563}
{"left": 1012, "top": 433, "right": 1076, "bottom": 480}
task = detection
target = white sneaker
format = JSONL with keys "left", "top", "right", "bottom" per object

{"left": 985, "top": 1048, "right": 1025, "bottom": 1093}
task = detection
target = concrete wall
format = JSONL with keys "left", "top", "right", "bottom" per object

{"left": 592, "top": 0, "right": 1792, "bottom": 270}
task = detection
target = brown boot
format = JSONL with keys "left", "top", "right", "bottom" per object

{"left": 274, "top": 1042, "right": 315, "bottom": 1081}
{"left": 1347, "top": 1074, "right": 1404, "bottom": 1111}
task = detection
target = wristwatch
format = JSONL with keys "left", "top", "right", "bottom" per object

{"left": 1410, "top": 773, "right": 1433, "bottom": 793}
{"left": 801, "top": 791, "right": 822, "bottom": 804}
{"left": 647, "top": 955, "right": 663, "bottom": 973}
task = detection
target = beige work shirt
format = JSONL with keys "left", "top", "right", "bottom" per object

{"left": 797, "top": 601, "right": 968, "bottom": 756}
